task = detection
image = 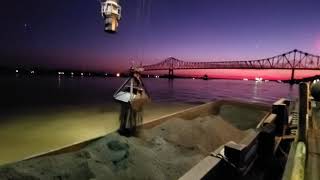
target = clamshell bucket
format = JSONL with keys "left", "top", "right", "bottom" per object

{"left": 114, "top": 84, "right": 150, "bottom": 111}
{"left": 113, "top": 67, "right": 150, "bottom": 136}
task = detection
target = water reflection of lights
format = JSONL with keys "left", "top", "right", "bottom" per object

{"left": 58, "top": 76, "right": 61, "bottom": 88}
{"left": 253, "top": 80, "right": 260, "bottom": 100}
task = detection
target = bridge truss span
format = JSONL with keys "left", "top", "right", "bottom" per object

{"left": 142, "top": 49, "right": 320, "bottom": 81}
{"left": 143, "top": 50, "right": 320, "bottom": 71}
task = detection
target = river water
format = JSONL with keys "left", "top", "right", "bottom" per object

{"left": 0, "top": 76, "right": 298, "bottom": 116}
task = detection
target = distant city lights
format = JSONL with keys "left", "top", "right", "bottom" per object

{"left": 16, "top": 70, "right": 19, "bottom": 73}
{"left": 71, "top": 72, "right": 74, "bottom": 76}
{"left": 155, "top": 75, "right": 160, "bottom": 78}
{"left": 255, "top": 77, "right": 263, "bottom": 82}
{"left": 243, "top": 78, "right": 248, "bottom": 81}
{"left": 30, "top": 70, "right": 35, "bottom": 74}
{"left": 81, "top": 73, "right": 84, "bottom": 76}
{"left": 58, "top": 72, "right": 65, "bottom": 75}
{"left": 117, "top": 73, "right": 120, "bottom": 77}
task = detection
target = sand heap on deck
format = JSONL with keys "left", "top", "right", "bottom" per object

{"left": 142, "top": 116, "right": 247, "bottom": 154}
{"left": 0, "top": 114, "right": 253, "bottom": 180}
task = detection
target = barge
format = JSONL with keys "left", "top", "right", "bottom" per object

{"left": 0, "top": 83, "right": 319, "bottom": 180}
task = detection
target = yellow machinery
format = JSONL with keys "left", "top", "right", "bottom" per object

{"left": 101, "top": 0, "right": 122, "bottom": 33}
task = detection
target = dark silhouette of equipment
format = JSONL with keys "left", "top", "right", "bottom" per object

{"left": 311, "top": 82, "right": 320, "bottom": 101}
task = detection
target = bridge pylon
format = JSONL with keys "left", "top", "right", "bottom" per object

{"left": 290, "top": 68, "right": 296, "bottom": 84}
{"left": 289, "top": 49, "right": 297, "bottom": 85}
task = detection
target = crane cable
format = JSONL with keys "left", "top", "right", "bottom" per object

{"left": 133, "top": 0, "right": 153, "bottom": 67}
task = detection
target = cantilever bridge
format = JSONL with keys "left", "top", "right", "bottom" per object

{"left": 142, "top": 49, "right": 320, "bottom": 81}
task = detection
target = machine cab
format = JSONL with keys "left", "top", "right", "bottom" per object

{"left": 101, "top": 0, "right": 122, "bottom": 33}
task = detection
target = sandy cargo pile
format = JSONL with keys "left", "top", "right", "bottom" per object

{"left": 141, "top": 116, "right": 247, "bottom": 154}
{"left": 0, "top": 107, "right": 265, "bottom": 180}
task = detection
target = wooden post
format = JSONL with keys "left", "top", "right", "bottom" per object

{"left": 298, "top": 83, "right": 308, "bottom": 142}
{"left": 272, "top": 99, "right": 289, "bottom": 136}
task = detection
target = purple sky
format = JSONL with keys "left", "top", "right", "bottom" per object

{"left": 1, "top": 0, "right": 320, "bottom": 72}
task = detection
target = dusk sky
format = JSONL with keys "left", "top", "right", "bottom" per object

{"left": 1, "top": 0, "right": 320, "bottom": 75}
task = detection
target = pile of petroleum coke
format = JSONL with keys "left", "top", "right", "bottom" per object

{"left": 0, "top": 113, "right": 257, "bottom": 180}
